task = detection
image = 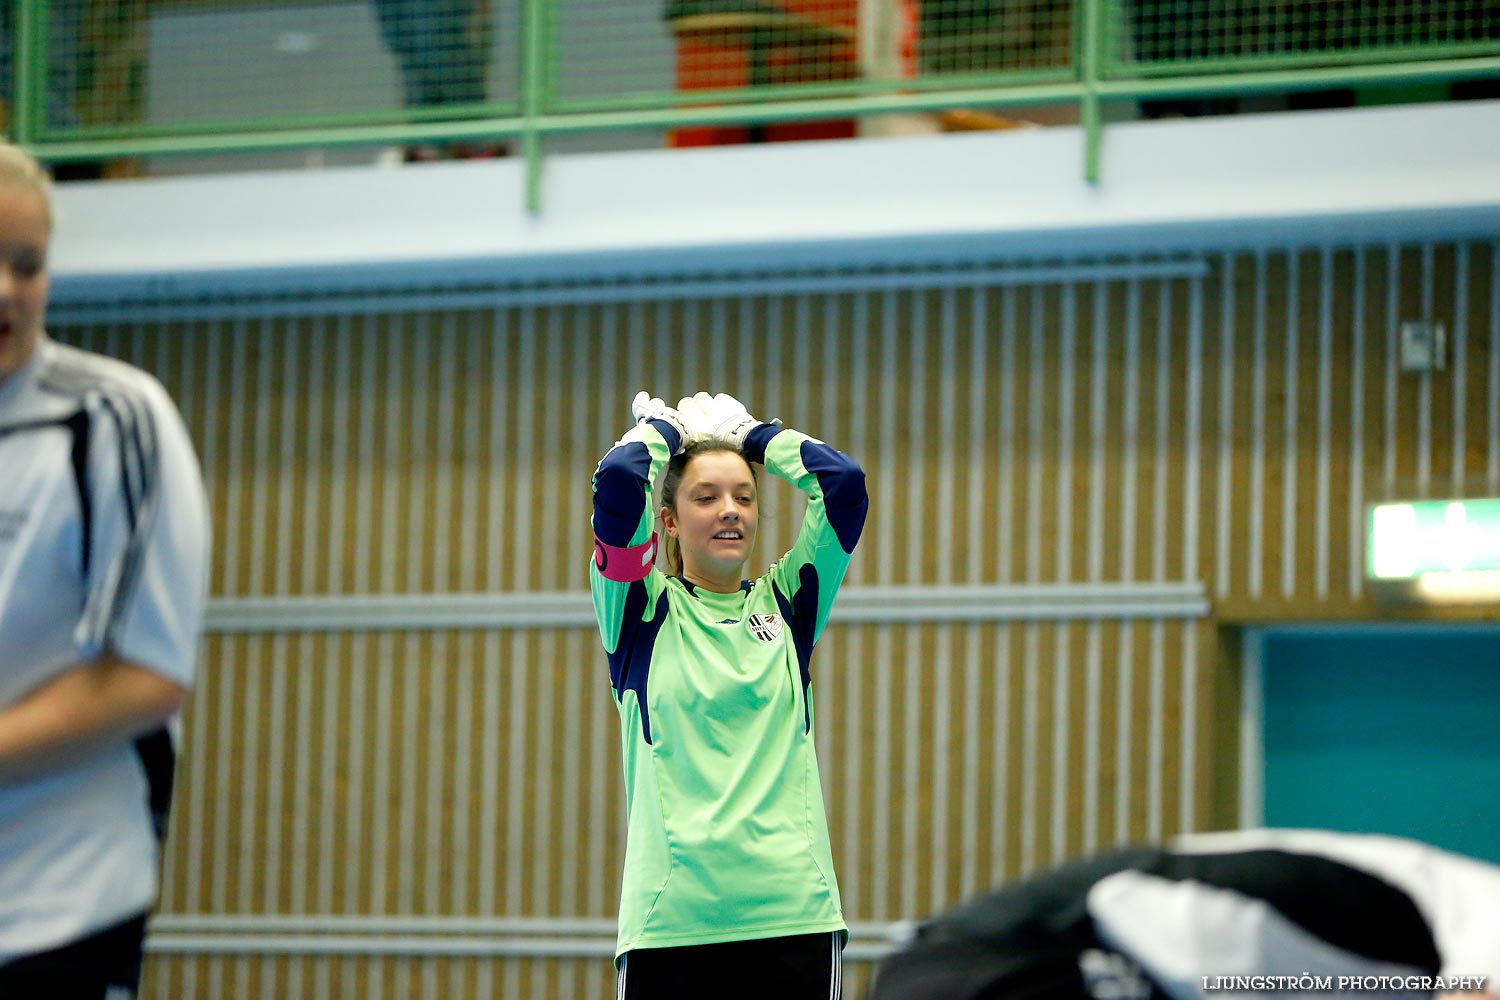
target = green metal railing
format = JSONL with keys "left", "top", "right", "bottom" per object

{"left": 5, "top": 0, "right": 1499, "bottom": 209}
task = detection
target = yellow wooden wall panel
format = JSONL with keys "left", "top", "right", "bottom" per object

{"left": 51, "top": 239, "right": 1500, "bottom": 1000}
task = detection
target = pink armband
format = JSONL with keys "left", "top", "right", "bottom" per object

{"left": 594, "top": 531, "right": 659, "bottom": 583}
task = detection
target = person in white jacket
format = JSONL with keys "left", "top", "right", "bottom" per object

{"left": 0, "top": 141, "right": 211, "bottom": 999}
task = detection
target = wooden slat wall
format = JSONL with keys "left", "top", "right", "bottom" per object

{"left": 53, "top": 240, "right": 1500, "bottom": 1000}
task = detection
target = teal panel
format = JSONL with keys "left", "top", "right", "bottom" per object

{"left": 1262, "top": 627, "right": 1500, "bottom": 865}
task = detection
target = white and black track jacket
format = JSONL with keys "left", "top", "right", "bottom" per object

{"left": 0, "top": 336, "right": 209, "bottom": 963}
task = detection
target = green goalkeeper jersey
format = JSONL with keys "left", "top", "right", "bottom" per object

{"left": 590, "top": 418, "right": 867, "bottom": 959}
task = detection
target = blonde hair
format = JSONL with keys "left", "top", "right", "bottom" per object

{"left": 0, "top": 142, "right": 54, "bottom": 227}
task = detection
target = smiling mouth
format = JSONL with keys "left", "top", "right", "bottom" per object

{"left": 712, "top": 531, "right": 743, "bottom": 541}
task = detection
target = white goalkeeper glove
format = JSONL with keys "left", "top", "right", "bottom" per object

{"left": 697, "top": 391, "right": 769, "bottom": 451}
{"left": 675, "top": 392, "right": 714, "bottom": 447}
{"left": 630, "top": 390, "right": 690, "bottom": 453}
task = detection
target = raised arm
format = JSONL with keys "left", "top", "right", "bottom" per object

{"left": 589, "top": 393, "right": 687, "bottom": 689}
{"left": 759, "top": 424, "right": 867, "bottom": 647}
{"left": 683, "top": 392, "right": 867, "bottom": 649}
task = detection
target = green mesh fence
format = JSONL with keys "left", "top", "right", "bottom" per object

{"left": 1109, "top": 0, "right": 1500, "bottom": 75}
{"left": 1, "top": 0, "right": 1496, "bottom": 175}
{"left": 545, "top": 0, "right": 677, "bottom": 107}
{"left": 4, "top": 0, "right": 522, "bottom": 140}
{"left": 550, "top": 0, "right": 1074, "bottom": 112}
{"left": 918, "top": 0, "right": 1073, "bottom": 75}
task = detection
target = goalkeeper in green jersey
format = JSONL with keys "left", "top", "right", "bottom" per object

{"left": 590, "top": 390, "right": 867, "bottom": 999}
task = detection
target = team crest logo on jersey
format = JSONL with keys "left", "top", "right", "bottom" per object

{"left": 747, "top": 613, "right": 783, "bottom": 642}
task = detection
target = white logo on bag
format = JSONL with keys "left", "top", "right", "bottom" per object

{"left": 747, "top": 613, "right": 783, "bottom": 642}
{"left": 1079, "top": 949, "right": 1151, "bottom": 1000}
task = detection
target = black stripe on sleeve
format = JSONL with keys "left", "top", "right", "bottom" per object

{"left": 66, "top": 409, "right": 94, "bottom": 577}
{"left": 102, "top": 389, "right": 163, "bottom": 651}
{"left": 97, "top": 392, "right": 142, "bottom": 529}
{"left": 79, "top": 386, "right": 165, "bottom": 653}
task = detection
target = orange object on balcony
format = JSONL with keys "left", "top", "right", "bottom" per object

{"left": 665, "top": 0, "right": 862, "bottom": 146}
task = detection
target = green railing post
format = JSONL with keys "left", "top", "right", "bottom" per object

{"left": 12, "top": 0, "right": 48, "bottom": 143}
{"left": 521, "top": 0, "right": 553, "bottom": 214}
{"left": 1081, "top": 0, "right": 1106, "bottom": 184}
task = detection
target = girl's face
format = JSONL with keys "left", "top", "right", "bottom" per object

{"left": 662, "top": 450, "right": 759, "bottom": 589}
{"left": 0, "top": 181, "right": 50, "bottom": 380}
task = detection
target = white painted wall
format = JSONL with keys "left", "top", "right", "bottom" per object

{"left": 49, "top": 98, "right": 1500, "bottom": 299}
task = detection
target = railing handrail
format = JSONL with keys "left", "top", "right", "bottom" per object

{"left": 8, "top": 0, "right": 1497, "bottom": 206}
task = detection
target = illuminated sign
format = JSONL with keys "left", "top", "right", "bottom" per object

{"left": 1367, "top": 499, "right": 1500, "bottom": 604}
